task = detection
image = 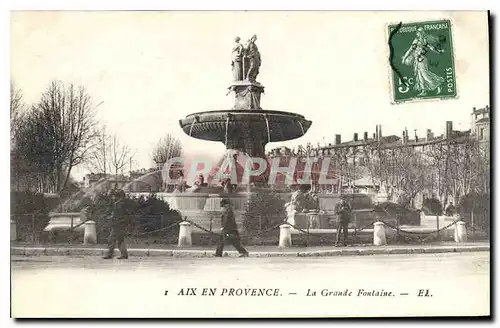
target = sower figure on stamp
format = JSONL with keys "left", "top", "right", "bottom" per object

{"left": 103, "top": 190, "right": 129, "bottom": 259}
{"left": 401, "top": 27, "right": 445, "bottom": 97}
{"left": 215, "top": 199, "right": 249, "bottom": 257}
{"left": 334, "top": 194, "right": 352, "bottom": 247}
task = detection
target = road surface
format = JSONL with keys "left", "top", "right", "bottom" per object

{"left": 11, "top": 252, "right": 490, "bottom": 317}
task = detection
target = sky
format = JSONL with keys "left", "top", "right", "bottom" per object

{"left": 10, "top": 11, "right": 489, "bottom": 180}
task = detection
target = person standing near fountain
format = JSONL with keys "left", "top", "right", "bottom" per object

{"left": 334, "top": 194, "right": 352, "bottom": 247}
{"left": 103, "top": 190, "right": 129, "bottom": 259}
{"left": 215, "top": 199, "right": 249, "bottom": 257}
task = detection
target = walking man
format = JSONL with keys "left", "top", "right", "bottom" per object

{"left": 335, "top": 194, "right": 352, "bottom": 246}
{"left": 103, "top": 190, "right": 129, "bottom": 259}
{"left": 215, "top": 199, "right": 249, "bottom": 257}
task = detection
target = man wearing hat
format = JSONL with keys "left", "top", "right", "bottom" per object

{"left": 215, "top": 199, "right": 249, "bottom": 257}
{"left": 103, "top": 189, "right": 129, "bottom": 259}
{"left": 334, "top": 194, "right": 352, "bottom": 246}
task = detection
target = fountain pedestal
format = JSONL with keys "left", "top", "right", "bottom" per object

{"left": 229, "top": 81, "right": 265, "bottom": 110}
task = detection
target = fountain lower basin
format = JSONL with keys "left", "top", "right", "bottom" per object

{"left": 44, "top": 212, "right": 85, "bottom": 233}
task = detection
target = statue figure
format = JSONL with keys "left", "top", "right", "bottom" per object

{"left": 284, "top": 201, "right": 297, "bottom": 225}
{"left": 243, "top": 35, "right": 261, "bottom": 82}
{"left": 289, "top": 188, "right": 306, "bottom": 212}
{"left": 231, "top": 36, "right": 244, "bottom": 81}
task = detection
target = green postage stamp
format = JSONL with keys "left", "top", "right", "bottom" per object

{"left": 388, "top": 19, "right": 456, "bottom": 103}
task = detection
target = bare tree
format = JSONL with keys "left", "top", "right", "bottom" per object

{"left": 86, "top": 126, "right": 110, "bottom": 175}
{"left": 151, "top": 133, "right": 183, "bottom": 165}
{"left": 10, "top": 82, "right": 27, "bottom": 191}
{"left": 87, "top": 128, "right": 135, "bottom": 181}
{"left": 10, "top": 81, "right": 25, "bottom": 143}
{"left": 447, "top": 138, "right": 489, "bottom": 202}
{"left": 109, "top": 134, "right": 133, "bottom": 178}
{"left": 149, "top": 134, "right": 183, "bottom": 192}
{"left": 15, "top": 81, "right": 99, "bottom": 193}
{"left": 395, "top": 147, "right": 430, "bottom": 207}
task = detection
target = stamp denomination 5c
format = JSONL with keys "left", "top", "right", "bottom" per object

{"left": 388, "top": 20, "right": 456, "bottom": 103}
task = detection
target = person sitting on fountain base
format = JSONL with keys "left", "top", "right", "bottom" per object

{"left": 175, "top": 171, "right": 190, "bottom": 193}
{"left": 187, "top": 173, "right": 207, "bottom": 192}
{"left": 222, "top": 178, "right": 235, "bottom": 193}
{"left": 195, "top": 173, "right": 207, "bottom": 187}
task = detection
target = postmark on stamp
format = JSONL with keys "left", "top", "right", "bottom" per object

{"left": 388, "top": 19, "right": 456, "bottom": 103}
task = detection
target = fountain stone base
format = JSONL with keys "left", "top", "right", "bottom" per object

{"left": 141, "top": 192, "right": 249, "bottom": 233}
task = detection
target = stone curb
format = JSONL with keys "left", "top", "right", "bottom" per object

{"left": 11, "top": 245, "right": 489, "bottom": 258}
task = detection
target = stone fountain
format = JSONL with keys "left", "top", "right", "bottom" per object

{"left": 179, "top": 35, "right": 311, "bottom": 163}
{"left": 173, "top": 35, "right": 312, "bottom": 231}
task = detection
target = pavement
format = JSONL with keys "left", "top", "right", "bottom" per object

{"left": 11, "top": 252, "right": 490, "bottom": 317}
{"left": 11, "top": 241, "right": 490, "bottom": 258}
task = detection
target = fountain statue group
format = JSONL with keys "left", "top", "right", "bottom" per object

{"left": 231, "top": 35, "right": 261, "bottom": 82}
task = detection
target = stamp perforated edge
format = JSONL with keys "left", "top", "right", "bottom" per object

{"left": 384, "top": 18, "right": 459, "bottom": 105}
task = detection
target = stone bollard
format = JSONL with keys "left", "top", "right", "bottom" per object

{"left": 373, "top": 221, "right": 387, "bottom": 246}
{"left": 454, "top": 221, "right": 467, "bottom": 243}
{"left": 307, "top": 211, "right": 320, "bottom": 229}
{"left": 178, "top": 221, "right": 192, "bottom": 247}
{"left": 279, "top": 224, "right": 292, "bottom": 248}
{"left": 83, "top": 221, "right": 97, "bottom": 245}
{"left": 11, "top": 219, "right": 17, "bottom": 241}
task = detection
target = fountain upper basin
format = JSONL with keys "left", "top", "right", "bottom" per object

{"left": 179, "top": 109, "right": 312, "bottom": 143}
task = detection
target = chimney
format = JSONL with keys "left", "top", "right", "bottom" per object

{"left": 375, "top": 125, "right": 379, "bottom": 141}
{"left": 378, "top": 125, "right": 383, "bottom": 139}
{"left": 405, "top": 127, "right": 409, "bottom": 142}
{"left": 445, "top": 121, "right": 453, "bottom": 139}
{"left": 353, "top": 133, "right": 358, "bottom": 142}
{"left": 373, "top": 133, "right": 376, "bottom": 139}
{"left": 335, "top": 134, "right": 341, "bottom": 145}
{"left": 402, "top": 130, "right": 406, "bottom": 144}
{"left": 426, "top": 129, "right": 433, "bottom": 141}
{"left": 414, "top": 129, "right": 419, "bottom": 142}
{"left": 363, "top": 132, "right": 368, "bottom": 141}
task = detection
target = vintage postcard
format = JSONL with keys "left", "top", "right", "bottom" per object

{"left": 10, "top": 10, "right": 490, "bottom": 318}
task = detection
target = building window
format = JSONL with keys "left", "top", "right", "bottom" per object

{"left": 480, "top": 128, "right": 484, "bottom": 140}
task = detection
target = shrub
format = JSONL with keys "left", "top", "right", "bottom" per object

{"left": 86, "top": 191, "right": 181, "bottom": 242}
{"left": 242, "top": 190, "right": 287, "bottom": 233}
{"left": 11, "top": 191, "right": 51, "bottom": 242}
{"left": 422, "top": 198, "right": 442, "bottom": 215}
